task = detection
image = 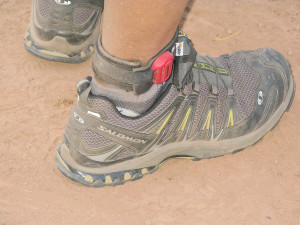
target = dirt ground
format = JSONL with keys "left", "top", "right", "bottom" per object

{"left": 0, "top": 0, "right": 300, "bottom": 224}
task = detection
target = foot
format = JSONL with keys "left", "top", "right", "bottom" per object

{"left": 55, "top": 30, "right": 295, "bottom": 187}
{"left": 24, "top": 0, "right": 103, "bottom": 63}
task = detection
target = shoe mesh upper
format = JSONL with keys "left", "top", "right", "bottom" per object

{"left": 73, "top": 7, "right": 95, "bottom": 25}
{"left": 81, "top": 129, "right": 112, "bottom": 149}
{"left": 167, "top": 100, "right": 185, "bottom": 132}
{"left": 191, "top": 83, "right": 210, "bottom": 132}
{"left": 82, "top": 86, "right": 179, "bottom": 154}
{"left": 230, "top": 56, "right": 260, "bottom": 118}
{"left": 214, "top": 56, "right": 230, "bottom": 72}
{"left": 212, "top": 55, "right": 260, "bottom": 120}
{"left": 37, "top": 0, "right": 95, "bottom": 25}
{"left": 81, "top": 129, "right": 135, "bottom": 160}
{"left": 87, "top": 86, "right": 179, "bottom": 130}
{"left": 85, "top": 55, "right": 260, "bottom": 149}
{"left": 189, "top": 53, "right": 260, "bottom": 130}
{"left": 216, "top": 86, "right": 228, "bottom": 130}
{"left": 38, "top": 0, "right": 51, "bottom": 18}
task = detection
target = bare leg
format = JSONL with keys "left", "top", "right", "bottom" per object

{"left": 102, "top": 0, "right": 189, "bottom": 66}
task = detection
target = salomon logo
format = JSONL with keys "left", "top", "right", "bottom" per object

{"left": 55, "top": 0, "right": 71, "bottom": 5}
{"left": 258, "top": 91, "right": 263, "bottom": 105}
{"left": 74, "top": 111, "right": 84, "bottom": 124}
{"left": 98, "top": 125, "right": 147, "bottom": 144}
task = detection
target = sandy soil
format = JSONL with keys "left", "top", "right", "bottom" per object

{"left": 0, "top": 0, "right": 300, "bottom": 224}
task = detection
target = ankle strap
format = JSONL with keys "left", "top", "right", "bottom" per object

{"left": 92, "top": 29, "right": 179, "bottom": 95}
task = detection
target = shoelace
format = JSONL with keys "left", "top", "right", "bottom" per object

{"left": 192, "top": 55, "right": 234, "bottom": 96}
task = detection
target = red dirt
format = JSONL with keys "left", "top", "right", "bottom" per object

{"left": 0, "top": 0, "right": 300, "bottom": 224}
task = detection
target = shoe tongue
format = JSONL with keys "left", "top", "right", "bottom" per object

{"left": 173, "top": 31, "right": 197, "bottom": 89}
{"left": 174, "top": 31, "right": 192, "bottom": 56}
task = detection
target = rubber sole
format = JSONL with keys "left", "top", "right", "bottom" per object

{"left": 24, "top": 28, "right": 95, "bottom": 63}
{"left": 55, "top": 74, "right": 296, "bottom": 187}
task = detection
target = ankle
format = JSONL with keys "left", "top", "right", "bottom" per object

{"left": 102, "top": 28, "right": 179, "bottom": 66}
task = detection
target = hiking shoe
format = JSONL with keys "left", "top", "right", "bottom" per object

{"left": 55, "top": 30, "right": 295, "bottom": 187}
{"left": 24, "top": 0, "right": 103, "bottom": 63}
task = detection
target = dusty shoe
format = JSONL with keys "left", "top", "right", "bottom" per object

{"left": 55, "top": 30, "right": 295, "bottom": 187}
{"left": 24, "top": 0, "right": 103, "bottom": 63}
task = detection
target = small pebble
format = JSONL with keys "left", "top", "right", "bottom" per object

{"left": 287, "top": 50, "right": 293, "bottom": 56}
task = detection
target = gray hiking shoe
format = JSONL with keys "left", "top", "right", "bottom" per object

{"left": 55, "top": 30, "right": 295, "bottom": 187}
{"left": 24, "top": 0, "right": 103, "bottom": 63}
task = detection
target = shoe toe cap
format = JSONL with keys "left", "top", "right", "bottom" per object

{"left": 247, "top": 48, "right": 293, "bottom": 124}
{"left": 258, "top": 48, "right": 292, "bottom": 93}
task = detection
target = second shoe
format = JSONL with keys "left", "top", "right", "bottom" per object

{"left": 24, "top": 0, "right": 103, "bottom": 63}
